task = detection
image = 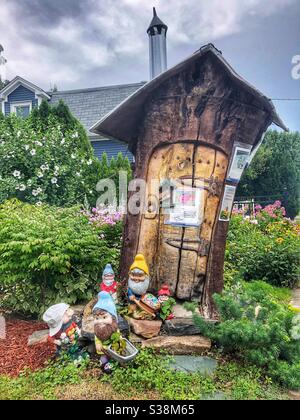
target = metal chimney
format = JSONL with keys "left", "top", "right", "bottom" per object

{"left": 147, "top": 7, "right": 168, "bottom": 80}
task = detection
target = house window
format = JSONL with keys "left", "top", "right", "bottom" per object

{"left": 11, "top": 101, "right": 32, "bottom": 118}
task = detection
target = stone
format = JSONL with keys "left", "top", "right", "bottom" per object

{"left": 203, "top": 391, "right": 228, "bottom": 400}
{"left": 127, "top": 318, "right": 162, "bottom": 339}
{"left": 142, "top": 335, "right": 211, "bottom": 354}
{"left": 291, "top": 288, "right": 300, "bottom": 310}
{"left": 70, "top": 304, "right": 87, "bottom": 317}
{"left": 289, "top": 391, "right": 300, "bottom": 400}
{"left": 172, "top": 304, "right": 196, "bottom": 318}
{"left": 163, "top": 318, "right": 201, "bottom": 336}
{"left": 168, "top": 355, "right": 217, "bottom": 377}
{"left": 27, "top": 329, "right": 49, "bottom": 346}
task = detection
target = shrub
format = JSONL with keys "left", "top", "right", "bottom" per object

{"left": 0, "top": 200, "right": 122, "bottom": 316}
{"left": 191, "top": 281, "right": 300, "bottom": 390}
{"left": 0, "top": 104, "right": 101, "bottom": 207}
{"left": 226, "top": 207, "right": 300, "bottom": 288}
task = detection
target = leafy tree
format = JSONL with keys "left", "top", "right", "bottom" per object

{"left": 237, "top": 131, "right": 300, "bottom": 218}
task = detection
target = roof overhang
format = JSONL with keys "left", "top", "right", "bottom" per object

{"left": 0, "top": 76, "right": 51, "bottom": 101}
{"left": 90, "top": 44, "right": 288, "bottom": 143}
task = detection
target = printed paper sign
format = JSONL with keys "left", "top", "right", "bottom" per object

{"left": 219, "top": 185, "right": 236, "bottom": 221}
{"left": 166, "top": 188, "right": 203, "bottom": 227}
{"left": 227, "top": 146, "right": 251, "bottom": 183}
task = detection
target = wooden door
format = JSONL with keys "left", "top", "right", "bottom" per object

{"left": 137, "top": 142, "right": 228, "bottom": 301}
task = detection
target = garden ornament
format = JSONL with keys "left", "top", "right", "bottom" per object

{"left": 43, "top": 303, "right": 82, "bottom": 359}
{"left": 100, "top": 263, "right": 118, "bottom": 304}
{"left": 158, "top": 285, "right": 175, "bottom": 320}
{"left": 92, "top": 291, "right": 119, "bottom": 373}
{"left": 127, "top": 254, "right": 150, "bottom": 302}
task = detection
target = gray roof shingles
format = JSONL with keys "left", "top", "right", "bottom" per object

{"left": 49, "top": 82, "right": 146, "bottom": 138}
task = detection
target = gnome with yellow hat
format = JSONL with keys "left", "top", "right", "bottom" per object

{"left": 128, "top": 254, "right": 150, "bottom": 303}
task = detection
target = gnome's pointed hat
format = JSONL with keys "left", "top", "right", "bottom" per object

{"left": 102, "top": 264, "right": 114, "bottom": 277}
{"left": 93, "top": 291, "right": 117, "bottom": 319}
{"left": 130, "top": 254, "right": 149, "bottom": 275}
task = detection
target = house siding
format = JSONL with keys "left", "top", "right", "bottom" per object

{"left": 92, "top": 139, "right": 133, "bottom": 162}
{"left": 5, "top": 85, "right": 37, "bottom": 115}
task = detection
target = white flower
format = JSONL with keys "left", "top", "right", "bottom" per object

{"left": 37, "top": 188, "right": 43, "bottom": 194}
{"left": 27, "top": 180, "right": 32, "bottom": 187}
{"left": 54, "top": 165, "right": 60, "bottom": 172}
{"left": 17, "top": 131, "right": 21, "bottom": 138}
{"left": 37, "top": 171, "right": 44, "bottom": 178}
{"left": 13, "top": 170, "right": 21, "bottom": 179}
{"left": 72, "top": 132, "right": 79, "bottom": 138}
{"left": 32, "top": 190, "right": 39, "bottom": 197}
{"left": 54, "top": 170, "right": 59, "bottom": 176}
{"left": 30, "top": 149, "right": 36, "bottom": 156}
{"left": 76, "top": 172, "right": 81, "bottom": 177}
{"left": 87, "top": 159, "right": 93, "bottom": 166}
{"left": 51, "top": 177, "right": 58, "bottom": 184}
{"left": 24, "top": 145, "right": 30, "bottom": 151}
{"left": 71, "top": 154, "right": 76, "bottom": 159}
{"left": 35, "top": 141, "right": 43, "bottom": 147}
{"left": 36, "top": 202, "right": 43, "bottom": 207}
{"left": 61, "top": 139, "right": 65, "bottom": 145}
{"left": 40, "top": 164, "right": 49, "bottom": 171}
{"left": 19, "top": 184, "right": 26, "bottom": 191}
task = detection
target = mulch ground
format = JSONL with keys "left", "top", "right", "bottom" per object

{"left": 0, "top": 319, "right": 55, "bottom": 377}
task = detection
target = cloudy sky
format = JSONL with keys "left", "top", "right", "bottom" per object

{"left": 0, "top": 0, "right": 299, "bottom": 130}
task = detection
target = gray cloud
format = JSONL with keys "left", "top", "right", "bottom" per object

{"left": 0, "top": 0, "right": 299, "bottom": 130}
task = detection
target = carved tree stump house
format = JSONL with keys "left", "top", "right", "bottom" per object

{"left": 91, "top": 44, "right": 287, "bottom": 319}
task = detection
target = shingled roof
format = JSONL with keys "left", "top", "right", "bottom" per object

{"left": 50, "top": 82, "right": 146, "bottom": 138}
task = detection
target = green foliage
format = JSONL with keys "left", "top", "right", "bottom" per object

{"left": 226, "top": 214, "right": 300, "bottom": 288}
{"left": 103, "top": 348, "right": 217, "bottom": 400}
{"left": 0, "top": 359, "right": 87, "bottom": 400}
{"left": 159, "top": 297, "right": 176, "bottom": 321}
{"left": 105, "top": 331, "right": 127, "bottom": 356}
{"left": 215, "top": 361, "right": 287, "bottom": 400}
{"left": 0, "top": 103, "right": 102, "bottom": 207}
{"left": 237, "top": 130, "right": 300, "bottom": 218}
{"left": 0, "top": 200, "right": 122, "bottom": 315}
{"left": 192, "top": 281, "right": 300, "bottom": 390}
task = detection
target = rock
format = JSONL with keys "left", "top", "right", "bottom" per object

{"left": 289, "top": 391, "right": 300, "bottom": 400}
{"left": 27, "top": 329, "right": 49, "bottom": 346}
{"left": 118, "top": 316, "right": 130, "bottom": 338}
{"left": 172, "top": 304, "right": 196, "bottom": 318}
{"left": 163, "top": 318, "right": 201, "bottom": 336}
{"left": 142, "top": 335, "right": 211, "bottom": 355}
{"left": 168, "top": 355, "right": 217, "bottom": 377}
{"left": 129, "top": 333, "right": 145, "bottom": 344}
{"left": 70, "top": 304, "right": 87, "bottom": 317}
{"left": 81, "top": 314, "right": 95, "bottom": 341}
{"left": 203, "top": 391, "right": 228, "bottom": 400}
{"left": 127, "top": 318, "right": 162, "bottom": 339}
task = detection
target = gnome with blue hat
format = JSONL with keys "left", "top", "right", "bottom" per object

{"left": 92, "top": 291, "right": 119, "bottom": 373}
{"left": 100, "top": 263, "right": 118, "bottom": 304}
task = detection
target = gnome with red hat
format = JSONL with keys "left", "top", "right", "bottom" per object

{"left": 158, "top": 285, "right": 175, "bottom": 321}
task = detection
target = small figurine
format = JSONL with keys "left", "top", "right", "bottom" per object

{"left": 43, "top": 303, "right": 82, "bottom": 359}
{"left": 158, "top": 285, "right": 176, "bottom": 321}
{"left": 100, "top": 264, "right": 118, "bottom": 304}
{"left": 128, "top": 254, "right": 150, "bottom": 302}
{"left": 93, "top": 291, "right": 119, "bottom": 373}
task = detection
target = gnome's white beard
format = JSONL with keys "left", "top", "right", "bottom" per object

{"left": 128, "top": 276, "right": 150, "bottom": 297}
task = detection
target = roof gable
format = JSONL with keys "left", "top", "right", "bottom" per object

{"left": 0, "top": 76, "right": 50, "bottom": 100}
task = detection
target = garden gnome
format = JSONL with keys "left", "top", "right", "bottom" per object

{"left": 93, "top": 291, "right": 119, "bottom": 373}
{"left": 158, "top": 285, "right": 175, "bottom": 320}
{"left": 100, "top": 264, "right": 118, "bottom": 304}
{"left": 43, "top": 303, "right": 82, "bottom": 360}
{"left": 127, "top": 254, "right": 150, "bottom": 302}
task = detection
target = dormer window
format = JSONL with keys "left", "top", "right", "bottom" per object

{"left": 11, "top": 101, "right": 32, "bottom": 118}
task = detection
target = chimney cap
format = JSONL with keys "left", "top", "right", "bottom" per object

{"left": 147, "top": 7, "right": 168, "bottom": 34}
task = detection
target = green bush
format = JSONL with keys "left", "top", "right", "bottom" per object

{"left": 0, "top": 103, "right": 102, "bottom": 207}
{"left": 226, "top": 214, "right": 300, "bottom": 288}
{"left": 191, "top": 281, "right": 300, "bottom": 390}
{"left": 0, "top": 200, "right": 122, "bottom": 315}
